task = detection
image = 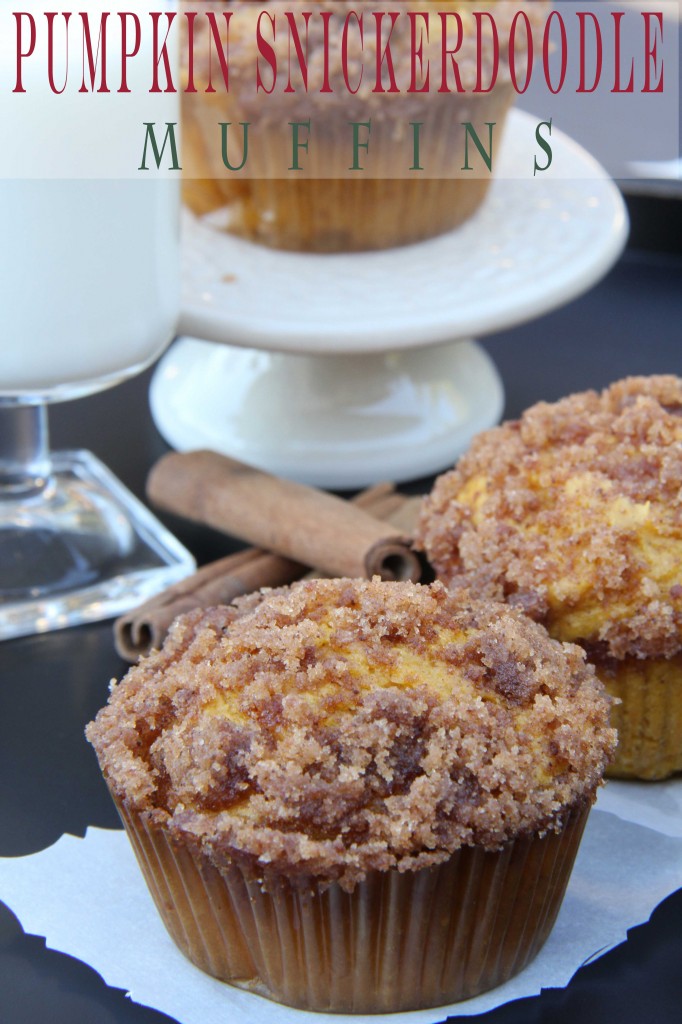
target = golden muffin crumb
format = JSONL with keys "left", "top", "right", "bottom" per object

{"left": 417, "top": 376, "right": 682, "bottom": 660}
{"left": 87, "top": 579, "right": 614, "bottom": 889}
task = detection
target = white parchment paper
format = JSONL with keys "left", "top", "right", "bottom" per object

{"left": 596, "top": 778, "right": 682, "bottom": 837}
{"left": 1, "top": 788, "right": 681, "bottom": 1024}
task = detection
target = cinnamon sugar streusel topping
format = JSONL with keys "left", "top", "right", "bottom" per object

{"left": 87, "top": 578, "right": 614, "bottom": 890}
{"left": 417, "top": 376, "right": 682, "bottom": 660}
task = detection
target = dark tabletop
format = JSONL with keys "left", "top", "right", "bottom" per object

{"left": 1, "top": 195, "right": 681, "bottom": 1024}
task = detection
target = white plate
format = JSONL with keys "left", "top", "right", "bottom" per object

{"left": 159, "top": 112, "right": 628, "bottom": 487}
{"left": 179, "top": 109, "right": 628, "bottom": 357}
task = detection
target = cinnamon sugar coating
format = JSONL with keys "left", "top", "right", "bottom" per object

{"left": 87, "top": 579, "right": 614, "bottom": 890}
{"left": 417, "top": 376, "right": 682, "bottom": 660}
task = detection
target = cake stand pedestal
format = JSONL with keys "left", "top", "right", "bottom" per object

{"left": 150, "top": 112, "right": 628, "bottom": 489}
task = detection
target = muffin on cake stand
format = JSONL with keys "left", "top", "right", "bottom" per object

{"left": 150, "top": 112, "right": 628, "bottom": 489}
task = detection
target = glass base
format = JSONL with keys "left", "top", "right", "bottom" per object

{"left": 0, "top": 450, "right": 195, "bottom": 642}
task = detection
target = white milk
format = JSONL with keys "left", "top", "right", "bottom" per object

{"left": 0, "top": 179, "right": 179, "bottom": 396}
{"left": 0, "top": 1, "right": 180, "bottom": 398}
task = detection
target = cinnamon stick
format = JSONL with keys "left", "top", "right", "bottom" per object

{"left": 115, "top": 481, "right": 415, "bottom": 662}
{"left": 114, "top": 549, "right": 304, "bottom": 662}
{"left": 147, "top": 451, "right": 422, "bottom": 582}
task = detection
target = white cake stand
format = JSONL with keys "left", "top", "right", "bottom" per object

{"left": 150, "top": 111, "right": 628, "bottom": 488}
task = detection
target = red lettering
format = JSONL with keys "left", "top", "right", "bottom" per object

{"left": 408, "top": 11, "right": 430, "bottom": 93}
{"left": 319, "top": 11, "right": 333, "bottom": 93}
{"left": 13, "top": 13, "right": 36, "bottom": 93}
{"left": 612, "top": 12, "right": 635, "bottom": 92}
{"left": 46, "top": 12, "right": 70, "bottom": 94}
{"left": 473, "top": 12, "right": 498, "bottom": 93}
{"left": 342, "top": 12, "right": 363, "bottom": 95}
{"left": 119, "top": 12, "right": 141, "bottom": 94}
{"left": 284, "top": 10, "right": 310, "bottom": 93}
{"left": 438, "top": 11, "right": 463, "bottom": 93}
{"left": 205, "top": 11, "right": 232, "bottom": 93}
{"left": 643, "top": 11, "right": 664, "bottom": 93}
{"left": 182, "top": 9, "right": 195, "bottom": 93}
{"left": 80, "top": 11, "right": 109, "bottom": 93}
{"left": 577, "top": 11, "right": 602, "bottom": 93}
{"left": 150, "top": 11, "right": 176, "bottom": 93}
{"left": 509, "top": 12, "right": 532, "bottom": 94}
{"left": 256, "top": 11, "right": 277, "bottom": 93}
{"left": 372, "top": 11, "right": 400, "bottom": 93}
{"left": 543, "top": 11, "right": 566, "bottom": 95}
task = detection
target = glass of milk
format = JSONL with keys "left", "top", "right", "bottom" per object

{"left": 0, "top": 1, "right": 194, "bottom": 640}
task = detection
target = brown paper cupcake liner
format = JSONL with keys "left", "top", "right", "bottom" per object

{"left": 115, "top": 795, "right": 590, "bottom": 1013}
{"left": 181, "top": 83, "right": 515, "bottom": 251}
{"left": 596, "top": 654, "right": 682, "bottom": 780}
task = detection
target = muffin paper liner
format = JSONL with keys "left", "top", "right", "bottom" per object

{"left": 598, "top": 655, "right": 682, "bottom": 781}
{"left": 115, "top": 796, "right": 589, "bottom": 1013}
{"left": 181, "top": 86, "right": 515, "bottom": 251}
{"left": 3, "top": 801, "right": 682, "bottom": 1024}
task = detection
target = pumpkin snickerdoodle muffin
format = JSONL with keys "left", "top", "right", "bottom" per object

{"left": 87, "top": 577, "right": 614, "bottom": 1012}
{"left": 417, "top": 375, "right": 682, "bottom": 780}
{"left": 181, "top": 1, "right": 548, "bottom": 251}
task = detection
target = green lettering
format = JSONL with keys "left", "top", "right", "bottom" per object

{"left": 289, "top": 120, "right": 311, "bottom": 171}
{"left": 409, "top": 121, "right": 423, "bottom": 171}
{"left": 139, "top": 122, "right": 180, "bottom": 171}
{"left": 221, "top": 122, "right": 250, "bottom": 172}
{"left": 461, "top": 122, "right": 494, "bottom": 173}
{"left": 533, "top": 119, "right": 553, "bottom": 176}
{"left": 349, "top": 120, "right": 371, "bottom": 171}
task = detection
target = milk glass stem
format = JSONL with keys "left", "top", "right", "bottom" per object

{"left": 0, "top": 402, "right": 52, "bottom": 500}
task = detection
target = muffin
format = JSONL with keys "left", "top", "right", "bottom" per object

{"left": 87, "top": 577, "right": 614, "bottom": 1012}
{"left": 416, "top": 375, "right": 682, "bottom": 780}
{"left": 181, "top": 1, "right": 548, "bottom": 251}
